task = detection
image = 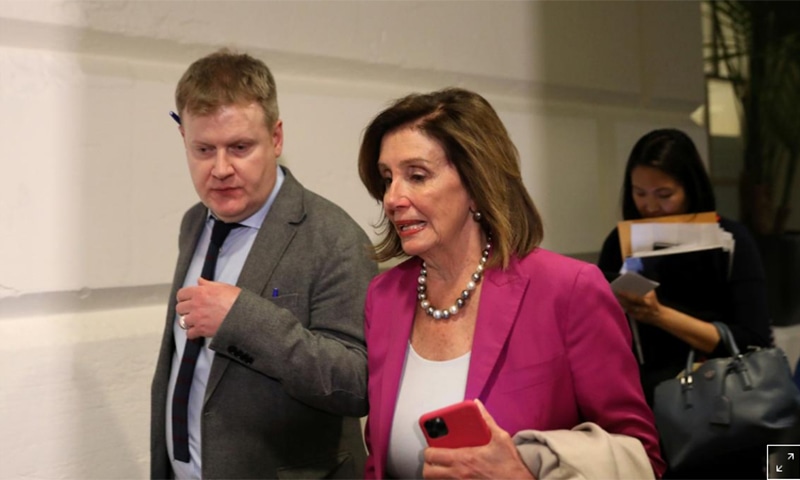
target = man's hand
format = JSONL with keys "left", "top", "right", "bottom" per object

{"left": 176, "top": 277, "right": 241, "bottom": 339}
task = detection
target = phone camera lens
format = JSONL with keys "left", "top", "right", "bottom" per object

{"left": 424, "top": 417, "right": 449, "bottom": 438}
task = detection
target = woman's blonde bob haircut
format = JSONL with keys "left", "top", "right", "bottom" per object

{"left": 358, "top": 87, "right": 543, "bottom": 269}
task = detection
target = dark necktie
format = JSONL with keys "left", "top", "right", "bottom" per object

{"left": 172, "top": 219, "right": 241, "bottom": 463}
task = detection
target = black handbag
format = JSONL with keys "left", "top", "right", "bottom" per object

{"left": 653, "top": 322, "right": 800, "bottom": 471}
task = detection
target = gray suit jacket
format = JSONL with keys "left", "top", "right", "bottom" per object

{"left": 151, "top": 167, "right": 377, "bottom": 479}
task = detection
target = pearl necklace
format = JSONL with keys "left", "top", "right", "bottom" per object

{"left": 417, "top": 239, "right": 491, "bottom": 320}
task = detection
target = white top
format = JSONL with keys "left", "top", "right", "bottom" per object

{"left": 385, "top": 342, "right": 471, "bottom": 480}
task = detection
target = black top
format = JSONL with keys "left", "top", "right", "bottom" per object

{"left": 597, "top": 216, "right": 773, "bottom": 405}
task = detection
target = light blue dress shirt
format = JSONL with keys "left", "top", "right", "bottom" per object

{"left": 166, "top": 166, "right": 284, "bottom": 479}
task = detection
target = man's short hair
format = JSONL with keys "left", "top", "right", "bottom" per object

{"left": 175, "top": 48, "right": 279, "bottom": 128}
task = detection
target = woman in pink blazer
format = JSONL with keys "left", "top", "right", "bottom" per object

{"left": 358, "top": 88, "right": 665, "bottom": 479}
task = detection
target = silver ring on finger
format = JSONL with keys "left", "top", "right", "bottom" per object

{"left": 179, "top": 315, "right": 188, "bottom": 330}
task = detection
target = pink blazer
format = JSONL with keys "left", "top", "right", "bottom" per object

{"left": 363, "top": 248, "right": 666, "bottom": 479}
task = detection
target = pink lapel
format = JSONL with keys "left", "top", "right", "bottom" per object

{"left": 465, "top": 258, "right": 529, "bottom": 400}
{"left": 375, "top": 262, "right": 418, "bottom": 474}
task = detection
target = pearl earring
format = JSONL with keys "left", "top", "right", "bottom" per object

{"left": 472, "top": 210, "right": 482, "bottom": 222}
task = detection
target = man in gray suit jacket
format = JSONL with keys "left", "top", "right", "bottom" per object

{"left": 151, "top": 49, "right": 377, "bottom": 479}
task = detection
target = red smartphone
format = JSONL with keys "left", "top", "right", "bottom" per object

{"left": 418, "top": 400, "right": 491, "bottom": 448}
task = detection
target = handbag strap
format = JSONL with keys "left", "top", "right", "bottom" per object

{"left": 679, "top": 322, "right": 753, "bottom": 408}
{"left": 712, "top": 321, "right": 742, "bottom": 357}
{"left": 712, "top": 321, "right": 754, "bottom": 391}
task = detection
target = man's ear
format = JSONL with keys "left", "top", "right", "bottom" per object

{"left": 179, "top": 125, "right": 185, "bottom": 139}
{"left": 272, "top": 120, "right": 284, "bottom": 156}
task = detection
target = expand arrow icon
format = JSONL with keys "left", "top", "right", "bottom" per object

{"left": 790, "top": 453, "right": 796, "bottom": 460}
{"left": 777, "top": 465, "right": 783, "bottom": 473}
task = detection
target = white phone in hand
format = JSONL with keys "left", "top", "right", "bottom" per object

{"left": 610, "top": 271, "right": 660, "bottom": 296}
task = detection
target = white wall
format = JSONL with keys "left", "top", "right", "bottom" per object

{"left": 0, "top": 1, "right": 707, "bottom": 477}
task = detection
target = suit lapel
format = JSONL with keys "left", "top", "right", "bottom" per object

{"left": 205, "top": 168, "right": 306, "bottom": 403}
{"left": 376, "top": 262, "right": 418, "bottom": 473}
{"left": 465, "top": 258, "right": 529, "bottom": 400}
{"left": 153, "top": 204, "right": 206, "bottom": 424}
{"left": 166, "top": 205, "right": 207, "bottom": 337}
{"left": 235, "top": 170, "right": 304, "bottom": 293}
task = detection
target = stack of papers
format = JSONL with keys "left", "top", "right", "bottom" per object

{"left": 616, "top": 211, "right": 718, "bottom": 259}
{"left": 618, "top": 212, "right": 734, "bottom": 275}
{"left": 629, "top": 221, "right": 734, "bottom": 261}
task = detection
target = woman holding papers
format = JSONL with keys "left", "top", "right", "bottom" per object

{"left": 359, "top": 88, "right": 665, "bottom": 479}
{"left": 598, "top": 128, "right": 772, "bottom": 479}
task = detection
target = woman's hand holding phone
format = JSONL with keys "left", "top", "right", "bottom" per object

{"left": 419, "top": 399, "right": 536, "bottom": 480}
{"left": 419, "top": 399, "right": 491, "bottom": 448}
